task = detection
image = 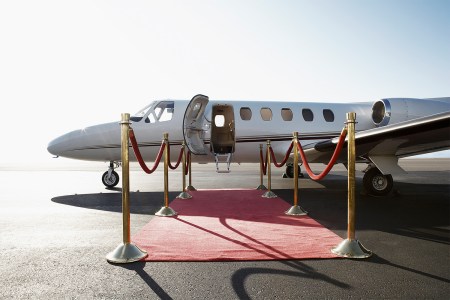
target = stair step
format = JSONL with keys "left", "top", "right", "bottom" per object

{"left": 214, "top": 153, "right": 232, "bottom": 173}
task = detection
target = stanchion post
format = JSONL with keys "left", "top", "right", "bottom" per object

{"left": 262, "top": 140, "right": 277, "bottom": 198}
{"left": 285, "top": 132, "right": 307, "bottom": 216}
{"left": 177, "top": 142, "right": 192, "bottom": 199}
{"left": 186, "top": 150, "right": 196, "bottom": 191}
{"left": 256, "top": 144, "right": 267, "bottom": 190}
{"left": 331, "top": 112, "right": 372, "bottom": 258}
{"left": 155, "top": 133, "right": 178, "bottom": 217}
{"left": 106, "top": 113, "right": 148, "bottom": 263}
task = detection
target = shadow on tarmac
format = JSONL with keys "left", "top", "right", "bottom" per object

{"left": 110, "top": 259, "right": 351, "bottom": 300}
{"left": 274, "top": 179, "right": 450, "bottom": 243}
{"left": 51, "top": 191, "right": 180, "bottom": 215}
{"left": 230, "top": 260, "right": 350, "bottom": 300}
{"left": 51, "top": 177, "right": 449, "bottom": 298}
{"left": 113, "top": 262, "right": 173, "bottom": 300}
{"left": 51, "top": 180, "right": 450, "bottom": 245}
{"left": 365, "top": 255, "right": 450, "bottom": 284}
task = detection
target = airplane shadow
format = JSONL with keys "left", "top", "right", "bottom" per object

{"left": 275, "top": 177, "right": 450, "bottom": 245}
{"left": 51, "top": 176, "right": 449, "bottom": 244}
{"left": 51, "top": 191, "right": 179, "bottom": 215}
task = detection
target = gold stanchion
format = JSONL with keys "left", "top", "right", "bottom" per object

{"left": 262, "top": 140, "right": 277, "bottom": 198}
{"left": 256, "top": 144, "right": 267, "bottom": 190}
{"left": 155, "top": 133, "right": 178, "bottom": 217}
{"left": 106, "top": 113, "right": 148, "bottom": 263}
{"left": 331, "top": 112, "right": 372, "bottom": 258}
{"left": 285, "top": 132, "right": 307, "bottom": 216}
{"left": 186, "top": 150, "right": 196, "bottom": 191}
{"left": 177, "top": 142, "right": 192, "bottom": 199}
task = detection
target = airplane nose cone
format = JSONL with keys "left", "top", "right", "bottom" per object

{"left": 47, "top": 130, "right": 81, "bottom": 157}
{"left": 47, "top": 137, "right": 60, "bottom": 156}
{"left": 47, "top": 122, "right": 121, "bottom": 160}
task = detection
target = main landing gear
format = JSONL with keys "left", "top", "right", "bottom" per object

{"left": 284, "top": 163, "right": 304, "bottom": 178}
{"left": 102, "top": 161, "right": 120, "bottom": 188}
{"left": 363, "top": 165, "right": 393, "bottom": 196}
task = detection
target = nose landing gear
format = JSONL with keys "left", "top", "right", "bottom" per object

{"left": 102, "top": 161, "right": 120, "bottom": 188}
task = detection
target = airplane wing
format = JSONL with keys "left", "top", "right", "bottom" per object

{"left": 303, "top": 111, "right": 450, "bottom": 175}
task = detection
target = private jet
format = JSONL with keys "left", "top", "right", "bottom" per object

{"left": 47, "top": 95, "right": 450, "bottom": 196}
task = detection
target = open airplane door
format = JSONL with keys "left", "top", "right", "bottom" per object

{"left": 183, "top": 94, "right": 209, "bottom": 155}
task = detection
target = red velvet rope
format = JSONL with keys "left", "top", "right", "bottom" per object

{"left": 269, "top": 141, "right": 294, "bottom": 168}
{"left": 129, "top": 129, "right": 165, "bottom": 174}
{"left": 259, "top": 147, "right": 268, "bottom": 175}
{"left": 297, "top": 128, "right": 348, "bottom": 180}
{"left": 167, "top": 143, "right": 184, "bottom": 170}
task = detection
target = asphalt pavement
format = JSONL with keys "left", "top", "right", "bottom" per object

{"left": 0, "top": 159, "right": 449, "bottom": 299}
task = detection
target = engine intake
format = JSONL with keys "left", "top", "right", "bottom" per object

{"left": 372, "top": 99, "right": 391, "bottom": 126}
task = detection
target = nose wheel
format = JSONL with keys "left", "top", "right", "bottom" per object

{"left": 102, "top": 161, "right": 120, "bottom": 188}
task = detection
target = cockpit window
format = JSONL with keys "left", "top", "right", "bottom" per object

{"left": 131, "top": 101, "right": 174, "bottom": 123}
{"left": 154, "top": 101, "right": 174, "bottom": 122}
{"left": 131, "top": 103, "right": 153, "bottom": 122}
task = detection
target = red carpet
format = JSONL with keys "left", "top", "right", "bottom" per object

{"left": 132, "top": 190, "right": 342, "bottom": 261}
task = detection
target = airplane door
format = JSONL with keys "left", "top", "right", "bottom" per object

{"left": 183, "top": 94, "right": 209, "bottom": 155}
{"left": 211, "top": 104, "right": 235, "bottom": 154}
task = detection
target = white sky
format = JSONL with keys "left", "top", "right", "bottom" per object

{"left": 1, "top": 0, "right": 449, "bottom": 164}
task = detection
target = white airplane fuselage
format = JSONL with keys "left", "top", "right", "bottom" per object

{"left": 47, "top": 97, "right": 450, "bottom": 164}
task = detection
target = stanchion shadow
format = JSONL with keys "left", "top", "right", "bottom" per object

{"left": 51, "top": 191, "right": 178, "bottom": 215}
{"left": 175, "top": 217, "right": 298, "bottom": 260}
{"left": 362, "top": 254, "right": 450, "bottom": 284}
{"left": 231, "top": 260, "right": 350, "bottom": 299}
{"left": 112, "top": 261, "right": 173, "bottom": 300}
{"left": 219, "top": 217, "right": 302, "bottom": 260}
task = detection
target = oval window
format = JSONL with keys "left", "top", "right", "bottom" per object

{"left": 323, "top": 109, "right": 335, "bottom": 122}
{"left": 302, "top": 109, "right": 314, "bottom": 122}
{"left": 260, "top": 108, "right": 273, "bottom": 121}
{"left": 240, "top": 107, "right": 252, "bottom": 120}
{"left": 281, "top": 108, "right": 293, "bottom": 121}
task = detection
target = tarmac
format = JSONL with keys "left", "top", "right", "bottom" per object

{"left": 0, "top": 159, "right": 449, "bottom": 299}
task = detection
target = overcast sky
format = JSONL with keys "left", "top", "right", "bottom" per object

{"left": 0, "top": 0, "right": 449, "bottom": 164}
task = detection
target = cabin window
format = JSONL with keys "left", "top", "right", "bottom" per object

{"left": 214, "top": 115, "right": 225, "bottom": 127}
{"left": 240, "top": 107, "right": 252, "bottom": 120}
{"left": 323, "top": 109, "right": 335, "bottom": 122}
{"left": 154, "top": 101, "right": 174, "bottom": 122}
{"left": 260, "top": 108, "right": 272, "bottom": 121}
{"left": 302, "top": 108, "right": 314, "bottom": 122}
{"left": 281, "top": 108, "right": 293, "bottom": 121}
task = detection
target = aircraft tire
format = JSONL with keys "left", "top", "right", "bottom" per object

{"left": 363, "top": 168, "right": 393, "bottom": 196}
{"left": 102, "top": 170, "right": 120, "bottom": 188}
{"left": 285, "top": 163, "right": 303, "bottom": 179}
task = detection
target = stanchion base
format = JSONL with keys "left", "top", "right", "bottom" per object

{"left": 285, "top": 205, "right": 308, "bottom": 216}
{"left": 155, "top": 206, "right": 178, "bottom": 217}
{"left": 262, "top": 190, "right": 278, "bottom": 198}
{"left": 177, "top": 191, "right": 192, "bottom": 199}
{"left": 256, "top": 184, "right": 267, "bottom": 190}
{"left": 106, "top": 242, "right": 148, "bottom": 264}
{"left": 186, "top": 185, "right": 197, "bottom": 191}
{"left": 331, "top": 238, "right": 372, "bottom": 259}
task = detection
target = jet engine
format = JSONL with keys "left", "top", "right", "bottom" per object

{"left": 371, "top": 98, "right": 450, "bottom": 127}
